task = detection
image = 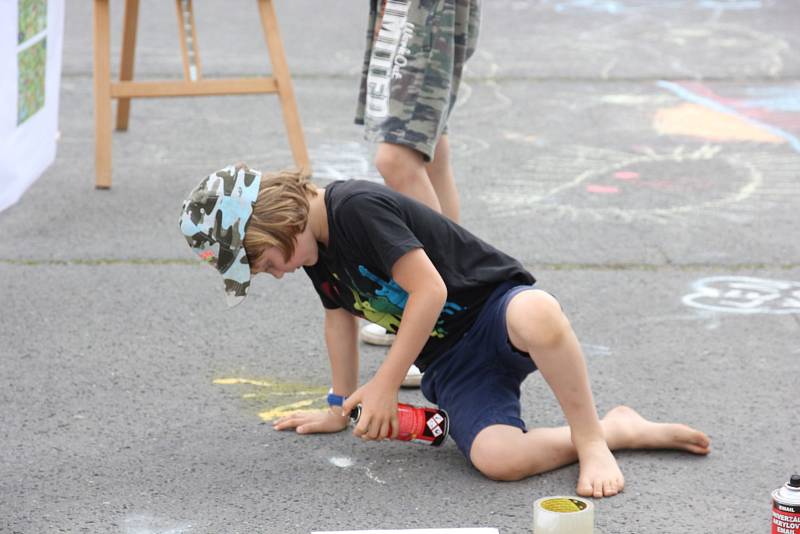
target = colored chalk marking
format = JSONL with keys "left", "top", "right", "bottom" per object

{"left": 258, "top": 400, "right": 322, "bottom": 421}
{"left": 613, "top": 171, "right": 640, "bottom": 180}
{"left": 213, "top": 377, "right": 274, "bottom": 387}
{"left": 586, "top": 184, "right": 620, "bottom": 194}
{"left": 516, "top": 143, "right": 763, "bottom": 221}
{"left": 657, "top": 81, "right": 800, "bottom": 152}
{"left": 481, "top": 143, "right": 763, "bottom": 222}
{"left": 655, "top": 103, "right": 784, "bottom": 143}
{"left": 214, "top": 376, "right": 328, "bottom": 421}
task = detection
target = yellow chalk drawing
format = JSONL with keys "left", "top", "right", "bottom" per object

{"left": 654, "top": 103, "right": 784, "bottom": 144}
{"left": 503, "top": 131, "right": 540, "bottom": 144}
{"left": 258, "top": 399, "right": 322, "bottom": 421}
{"left": 214, "top": 376, "right": 328, "bottom": 422}
{"left": 213, "top": 377, "right": 274, "bottom": 387}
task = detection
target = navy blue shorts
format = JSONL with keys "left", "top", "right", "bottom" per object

{"left": 421, "top": 282, "right": 540, "bottom": 460}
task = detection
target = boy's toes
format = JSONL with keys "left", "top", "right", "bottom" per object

{"left": 578, "top": 476, "right": 625, "bottom": 498}
{"left": 603, "top": 479, "right": 618, "bottom": 496}
{"left": 578, "top": 472, "right": 626, "bottom": 498}
{"left": 576, "top": 478, "right": 594, "bottom": 498}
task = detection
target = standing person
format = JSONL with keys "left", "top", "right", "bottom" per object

{"left": 179, "top": 164, "right": 711, "bottom": 497}
{"left": 355, "top": 0, "right": 481, "bottom": 365}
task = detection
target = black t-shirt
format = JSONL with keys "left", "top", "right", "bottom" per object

{"left": 303, "top": 180, "right": 535, "bottom": 371}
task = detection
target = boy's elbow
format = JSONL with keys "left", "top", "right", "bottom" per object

{"left": 431, "top": 279, "right": 448, "bottom": 308}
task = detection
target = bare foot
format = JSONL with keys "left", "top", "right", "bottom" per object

{"left": 602, "top": 405, "right": 711, "bottom": 455}
{"left": 575, "top": 438, "right": 625, "bottom": 498}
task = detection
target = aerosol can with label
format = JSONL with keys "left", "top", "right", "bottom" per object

{"left": 772, "top": 475, "right": 800, "bottom": 534}
{"left": 350, "top": 402, "right": 449, "bottom": 446}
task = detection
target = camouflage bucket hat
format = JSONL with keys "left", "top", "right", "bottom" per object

{"left": 179, "top": 164, "right": 261, "bottom": 307}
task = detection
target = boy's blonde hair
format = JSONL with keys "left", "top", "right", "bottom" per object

{"left": 244, "top": 168, "right": 318, "bottom": 264}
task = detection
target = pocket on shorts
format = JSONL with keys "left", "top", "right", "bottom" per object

{"left": 364, "top": 1, "right": 436, "bottom": 123}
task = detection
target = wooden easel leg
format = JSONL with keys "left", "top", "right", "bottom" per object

{"left": 187, "top": 0, "right": 203, "bottom": 78}
{"left": 116, "top": 0, "right": 140, "bottom": 131}
{"left": 175, "top": 0, "right": 202, "bottom": 81}
{"left": 93, "top": 0, "right": 113, "bottom": 188}
{"left": 256, "top": 0, "right": 311, "bottom": 174}
{"left": 175, "top": 0, "right": 192, "bottom": 80}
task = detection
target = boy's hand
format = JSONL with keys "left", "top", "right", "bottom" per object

{"left": 272, "top": 410, "right": 348, "bottom": 434}
{"left": 342, "top": 378, "right": 399, "bottom": 441}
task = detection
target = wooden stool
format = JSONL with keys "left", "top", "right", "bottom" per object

{"left": 92, "top": 0, "right": 311, "bottom": 188}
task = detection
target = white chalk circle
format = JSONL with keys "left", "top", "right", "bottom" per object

{"left": 683, "top": 276, "right": 800, "bottom": 314}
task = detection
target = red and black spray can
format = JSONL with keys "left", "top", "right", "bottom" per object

{"left": 350, "top": 402, "right": 449, "bottom": 446}
{"left": 772, "top": 474, "right": 800, "bottom": 534}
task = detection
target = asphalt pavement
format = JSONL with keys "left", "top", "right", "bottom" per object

{"left": 2, "top": 1, "right": 799, "bottom": 533}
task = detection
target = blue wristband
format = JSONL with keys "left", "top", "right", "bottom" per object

{"left": 327, "top": 390, "right": 346, "bottom": 407}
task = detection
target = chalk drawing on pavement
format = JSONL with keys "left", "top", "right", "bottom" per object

{"left": 330, "top": 457, "right": 354, "bottom": 468}
{"left": 657, "top": 82, "right": 800, "bottom": 152}
{"left": 481, "top": 144, "right": 762, "bottom": 222}
{"left": 329, "top": 457, "right": 387, "bottom": 485}
{"left": 213, "top": 377, "right": 328, "bottom": 421}
{"left": 512, "top": 19, "right": 786, "bottom": 80}
{"left": 682, "top": 276, "right": 800, "bottom": 314}
{"left": 310, "top": 132, "right": 491, "bottom": 183}
{"left": 653, "top": 24, "right": 786, "bottom": 78}
{"left": 655, "top": 103, "right": 785, "bottom": 144}
{"left": 310, "top": 142, "right": 383, "bottom": 184}
{"left": 503, "top": 131, "right": 542, "bottom": 145}
{"left": 540, "top": 0, "right": 769, "bottom": 14}
{"left": 448, "top": 134, "right": 492, "bottom": 158}
{"left": 459, "top": 50, "right": 513, "bottom": 119}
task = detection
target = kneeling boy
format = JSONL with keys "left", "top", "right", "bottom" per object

{"left": 179, "top": 164, "right": 711, "bottom": 498}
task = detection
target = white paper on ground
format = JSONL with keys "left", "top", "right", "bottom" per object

{"left": 313, "top": 529, "right": 499, "bottom": 534}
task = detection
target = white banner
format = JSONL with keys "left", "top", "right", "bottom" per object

{"left": 0, "top": 0, "right": 65, "bottom": 213}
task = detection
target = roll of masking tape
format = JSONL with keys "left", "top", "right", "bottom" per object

{"left": 533, "top": 496, "right": 594, "bottom": 534}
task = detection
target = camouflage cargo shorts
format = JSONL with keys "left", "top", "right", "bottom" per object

{"left": 355, "top": 0, "right": 481, "bottom": 161}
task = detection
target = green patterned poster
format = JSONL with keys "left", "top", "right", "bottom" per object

{"left": 17, "top": 0, "right": 47, "bottom": 43}
{"left": 17, "top": 38, "right": 47, "bottom": 125}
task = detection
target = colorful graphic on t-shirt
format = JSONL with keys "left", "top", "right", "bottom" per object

{"left": 336, "top": 265, "right": 464, "bottom": 339}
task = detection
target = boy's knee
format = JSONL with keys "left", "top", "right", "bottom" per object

{"left": 470, "top": 431, "right": 529, "bottom": 481}
{"left": 374, "top": 144, "right": 425, "bottom": 187}
{"left": 507, "top": 290, "right": 570, "bottom": 350}
{"left": 473, "top": 456, "right": 525, "bottom": 482}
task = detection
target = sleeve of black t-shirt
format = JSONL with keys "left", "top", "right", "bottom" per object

{"left": 318, "top": 293, "right": 339, "bottom": 309}
{"left": 336, "top": 192, "right": 423, "bottom": 275}
{"left": 302, "top": 263, "right": 343, "bottom": 310}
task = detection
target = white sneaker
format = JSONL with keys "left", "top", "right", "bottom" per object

{"left": 402, "top": 364, "right": 423, "bottom": 388}
{"left": 360, "top": 323, "right": 423, "bottom": 387}
{"left": 360, "top": 323, "right": 396, "bottom": 346}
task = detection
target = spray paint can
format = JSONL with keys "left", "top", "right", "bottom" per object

{"left": 349, "top": 402, "right": 449, "bottom": 446}
{"left": 772, "top": 475, "right": 800, "bottom": 534}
